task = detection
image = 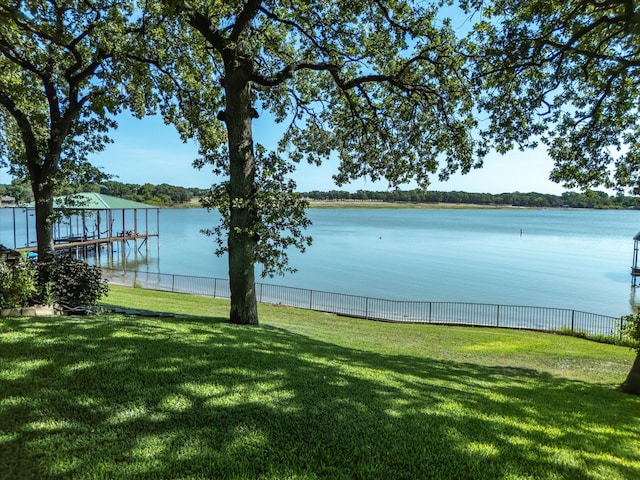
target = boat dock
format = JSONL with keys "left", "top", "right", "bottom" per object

{"left": 16, "top": 232, "right": 156, "bottom": 254}
{"left": 1, "top": 193, "right": 160, "bottom": 265}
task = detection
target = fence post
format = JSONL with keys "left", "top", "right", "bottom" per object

{"left": 429, "top": 302, "right": 432, "bottom": 323}
{"left": 309, "top": 290, "right": 313, "bottom": 310}
{"left": 365, "top": 297, "right": 369, "bottom": 319}
{"left": 620, "top": 316, "right": 625, "bottom": 341}
{"left": 496, "top": 305, "right": 500, "bottom": 327}
{"left": 213, "top": 278, "right": 217, "bottom": 298}
{"left": 571, "top": 310, "right": 575, "bottom": 331}
{"left": 171, "top": 274, "right": 175, "bottom": 293}
{"left": 259, "top": 283, "right": 263, "bottom": 303}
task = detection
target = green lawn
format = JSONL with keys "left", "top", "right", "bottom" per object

{"left": 1, "top": 286, "right": 639, "bottom": 479}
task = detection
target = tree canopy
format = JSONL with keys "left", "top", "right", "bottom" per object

{"left": 469, "top": 0, "right": 640, "bottom": 193}
{"left": 0, "top": 0, "right": 144, "bottom": 259}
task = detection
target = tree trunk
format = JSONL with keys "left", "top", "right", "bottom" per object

{"left": 224, "top": 60, "right": 259, "bottom": 325}
{"left": 620, "top": 352, "right": 640, "bottom": 395}
{"left": 31, "top": 175, "right": 56, "bottom": 262}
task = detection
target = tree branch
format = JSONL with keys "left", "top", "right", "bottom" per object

{"left": 0, "top": 91, "right": 40, "bottom": 175}
{"left": 229, "top": 0, "right": 262, "bottom": 42}
{"left": 0, "top": 39, "right": 42, "bottom": 76}
{"left": 257, "top": 5, "right": 360, "bottom": 63}
{"left": 184, "top": 8, "right": 227, "bottom": 54}
{"left": 66, "top": 9, "right": 102, "bottom": 75}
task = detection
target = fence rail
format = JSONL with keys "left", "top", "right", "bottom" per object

{"left": 102, "top": 268, "right": 624, "bottom": 340}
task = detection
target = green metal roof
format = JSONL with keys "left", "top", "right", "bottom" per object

{"left": 22, "top": 193, "right": 157, "bottom": 210}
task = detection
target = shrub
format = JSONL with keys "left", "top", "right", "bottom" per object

{"left": 37, "top": 257, "right": 109, "bottom": 311}
{"left": 621, "top": 313, "right": 640, "bottom": 353}
{"left": 1, "top": 257, "right": 108, "bottom": 313}
{"left": 554, "top": 325, "right": 639, "bottom": 348}
{"left": 0, "top": 260, "right": 37, "bottom": 309}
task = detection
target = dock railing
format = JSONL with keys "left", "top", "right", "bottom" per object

{"left": 102, "top": 268, "right": 625, "bottom": 340}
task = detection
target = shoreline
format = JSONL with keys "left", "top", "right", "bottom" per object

{"left": 307, "top": 200, "right": 541, "bottom": 209}
{"left": 116, "top": 198, "right": 633, "bottom": 210}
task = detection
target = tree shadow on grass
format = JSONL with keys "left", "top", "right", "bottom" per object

{"left": 0, "top": 315, "right": 639, "bottom": 479}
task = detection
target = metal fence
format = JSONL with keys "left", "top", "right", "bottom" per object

{"left": 102, "top": 268, "right": 624, "bottom": 339}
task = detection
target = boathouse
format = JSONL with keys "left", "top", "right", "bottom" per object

{"left": 1, "top": 193, "right": 159, "bottom": 261}
{"left": 1, "top": 196, "right": 15, "bottom": 207}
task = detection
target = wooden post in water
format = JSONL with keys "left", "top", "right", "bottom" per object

{"left": 121, "top": 208, "right": 126, "bottom": 268}
{"left": 12, "top": 208, "right": 17, "bottom": 249}
{"left": 134, "top": 208, "right": 138, "bottom": 252}
{"left": 145, "top": 209, "right": 149, "bottom": 257}
{"left": 25, "top": 208, "right": 29, "bottom": 247}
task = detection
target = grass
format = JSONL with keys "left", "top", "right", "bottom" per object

{"left": 0, "top": 286, "right": 638, "bottom": 479}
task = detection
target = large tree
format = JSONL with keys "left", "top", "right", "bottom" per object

{"left": 0, "top": 0, "right": 141, "bottom": 261}
{"left": 466, "top": 0, "right": 640, "bottom": 393}
{"left": 148, "top": 0, "right": 490, "bottom": 325}
{"left": 467, "top": 0, "right": 640, "bottom": 192}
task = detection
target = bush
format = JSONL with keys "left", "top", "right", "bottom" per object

{"left": 621, "top": 313, "right": 640, "bottom": 353}
{"left": 1, "top": 257, "right": 108, "bottom": 313}
{"left": 37, "top": 257, "right": 109, "bottom": 311}
{"left": 0, "top": 260, "right": 37, "bottom": 309}
{"left": 554, "top": 325, "right": 639, "bottom": 348}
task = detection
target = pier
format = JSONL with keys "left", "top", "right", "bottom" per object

{"left": 16, "top": 232, "right": 154, "bottom": 254}
{"left": 1, "top": 192, "right": 159, "bottom": 265}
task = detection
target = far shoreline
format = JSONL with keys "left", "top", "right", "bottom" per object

{"left": 307, "top": 199, "right": 557, "bottom": 210}
{"left": 152, "top": 197, "right": 635, "bottom": 210}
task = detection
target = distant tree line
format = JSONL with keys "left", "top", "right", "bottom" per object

{"left": 303, "top": 189, "right": 640, "bottom": 209}
{"left": 99, "top": 181, "right": 208, "bottom": 207}
{"left": 0, "top": 179, "right": 32, "bottom": 203}
{"left": 0, "top": 180, "right": 209, "bottom": 207}
{"left": 2, "top": 180, "right": 638, "bottom": 209}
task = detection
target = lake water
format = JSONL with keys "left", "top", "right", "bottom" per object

{"left": 2, "top": 207, "right": 639, "bottom": 317}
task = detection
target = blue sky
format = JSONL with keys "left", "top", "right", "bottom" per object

{"left": 0, "top": 111, "right": 568, "bottom": 194}
{"left": 57, "top": 112, "right": 567, "bottom": 194}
